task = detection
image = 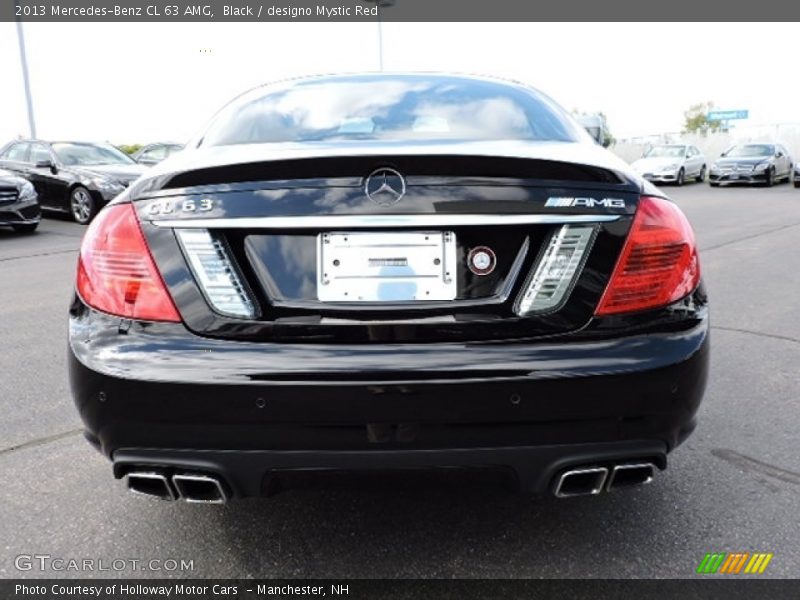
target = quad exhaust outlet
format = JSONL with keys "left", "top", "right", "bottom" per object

{"left": 172, "top": 473, "right": 229, "bottom": 504}
{"left": 553, "top": 461, "right": 657, "bottom": 498}
{"left": 126, "top": 472, "right": 177, "bottom": 501}
{"left": 126, "top": 471, "right": 228, "bottom": 504}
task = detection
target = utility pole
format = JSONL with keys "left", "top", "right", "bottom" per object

{"left": 15, "top": 14, "right": 37, "bottom": 138}
{"left": 364, "top": 0, "right": 395, "bottom": 72}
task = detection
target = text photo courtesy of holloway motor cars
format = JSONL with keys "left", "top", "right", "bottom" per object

{"left": 1, "top": 5, "right": 799, "bottom": 597}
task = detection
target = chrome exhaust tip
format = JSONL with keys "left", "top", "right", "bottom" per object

{"left": 553, "top": 467, "right": 609, "bottom": 498}
{"left": 127, "top": 472, "right": 177, "bottom": 501}
{"left": 172, "top": 474, "right": 228, "bottom": 504}
{"left": 606, "top": 463, "right": 656, "bottom": 491}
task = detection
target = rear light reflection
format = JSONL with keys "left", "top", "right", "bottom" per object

{"left": 595, "top": 196, "right": 700, "bottom": 316}
{"left": 76, "top": 204, "right": 180, "bottom": 322}
{"left": 516, "top": 225, "right": 596, "bottom": 315}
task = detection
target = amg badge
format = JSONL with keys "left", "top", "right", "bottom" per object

{"left": 545, "top": 197, "right": 626, "bottom": 208}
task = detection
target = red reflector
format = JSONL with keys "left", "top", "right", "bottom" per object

{"left": 76, "top": 204, "right": 180, "bottom": 322}
{"left": 595, "top": 196, "right": 700, "bottom": 316}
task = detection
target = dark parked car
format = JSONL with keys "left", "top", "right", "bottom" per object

{"left": 794, "top": 160, "right": 800, "bottom": 188}
{"left": 0, "top": 168, "right": 40, "bottom": 233}
{"left": 709, "top": 143, "right": 793, "bottom": 187}
{"left": 132, "top": 142, "right": 184, "bottom": 166}
{"left": 0, "top": 140, "right": 147, "bottom": 223}
{"left": 68, "top": 74, "right": 708, "bottom": 504}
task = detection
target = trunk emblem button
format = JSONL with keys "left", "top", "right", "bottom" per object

{"left": 467, "top": 246, "right": 496, "bottom": 276}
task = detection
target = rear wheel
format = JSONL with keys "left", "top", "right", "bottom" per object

{"left": 12, "top": 223, "right": 38, "bottom": 234}
{"left": 676, "top": 168, "right": 685, "bottom": 186}
{"left": 70, "top": 186, "right": 96, "bottom": 224}
{"left": 696, "top": 165, "right": 706, "bottom": 183}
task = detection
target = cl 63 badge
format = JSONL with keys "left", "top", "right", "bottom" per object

{"left": 147, "top": 198, "right": 215, "bottom": 216}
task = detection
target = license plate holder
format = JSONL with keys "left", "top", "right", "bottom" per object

{"left": 317, "top": 231, "right": 457, "bottom": 302}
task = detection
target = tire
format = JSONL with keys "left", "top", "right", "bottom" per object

{"left": 696, "top": 165, "right": 706, "bottom": 183}
{"left": 70, "top": 186, "right": 96, "bottom": 224}
{"left": 710, "top": 182, "right": 720, "bottom": 187}
{"left": 12, "top": 222, "right": 38, "bottom": 233}
{"left": 764, "top": 168, "right": 774, "bottom": 188}
{"left": 676, "top": 168, "right": 685, "bottom": 186}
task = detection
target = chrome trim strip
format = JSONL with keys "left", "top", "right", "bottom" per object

{"left": 150, "top": 214, "right": 620, "bottom": 229}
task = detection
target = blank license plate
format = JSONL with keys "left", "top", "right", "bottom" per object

{"left": 317, "top": 231, "right": 457, "bottom": 302}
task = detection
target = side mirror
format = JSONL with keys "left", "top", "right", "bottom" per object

{"left": 720, "top": 151, "right": 727, "bottom": 157}
{"left": 776, "top": 151, "right": 784, "bottom": 158}
{"left": 35, "top": 159, "right": 57, "bottom": 173}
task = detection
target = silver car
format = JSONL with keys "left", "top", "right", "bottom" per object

{"left": 631, "top": 144, "right": 707, "bottom": 185}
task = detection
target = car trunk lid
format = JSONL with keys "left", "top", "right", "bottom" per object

{"left": 132, "top": 149, "right": 642, "bottom": 343}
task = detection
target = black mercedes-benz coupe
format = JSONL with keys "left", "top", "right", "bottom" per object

{"left": 68, "top": 74, "right": 709, "bottom": 503}
{"left": 0, "top": 140, "right": 147, "bottom": 224}
{"left": 0, "top": 168, "right": 41, "bottom": 233}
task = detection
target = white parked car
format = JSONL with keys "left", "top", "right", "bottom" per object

{"left": 632, "top": 144, "right": 706, "bottom": 186}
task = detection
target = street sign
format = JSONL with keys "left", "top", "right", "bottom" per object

{"left": 707, "top": 110, "right": 749, "bottom": 121}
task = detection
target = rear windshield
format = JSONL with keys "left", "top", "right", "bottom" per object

{"left": 200, "top": 76, "right": 583, "bottom": 146}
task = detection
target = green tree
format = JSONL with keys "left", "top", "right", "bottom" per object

{"left": 597, "top": 112, "right": 615, "bottom": 147}
{"left": 683, "top": 102, "right": 722, "bottom": 136}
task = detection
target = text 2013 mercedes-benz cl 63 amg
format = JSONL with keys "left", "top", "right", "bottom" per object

{"left": 68, "top": 74, "right": 708, "bottom": 503}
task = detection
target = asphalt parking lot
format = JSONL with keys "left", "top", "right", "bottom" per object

{"left": 1, "top": 182, "right": 799, "bottom": 579}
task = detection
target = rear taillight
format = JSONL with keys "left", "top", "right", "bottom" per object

{"left": 595, "top": 196, "right": 700, "bottom": 316}
{"left": 76, "top": 204, "right": 180, "bottom": 322}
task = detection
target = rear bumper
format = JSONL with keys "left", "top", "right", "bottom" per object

{"left": 69, "top": 294, "right": 709, "bottom": 497}
{"left": 112, "top": 441, "right": 670, "bottom": 497}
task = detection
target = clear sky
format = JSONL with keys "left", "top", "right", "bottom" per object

{"left": 1, "top": 22, "right": 798, "bottom": 145}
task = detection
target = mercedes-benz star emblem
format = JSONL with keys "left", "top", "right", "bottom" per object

{"left": 365, "top": 168, "right": 406, "bottom": 206}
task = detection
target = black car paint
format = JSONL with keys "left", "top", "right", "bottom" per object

{"left": 134, "top": 168, "right": 638, "bottom": 343}
{"left": 0, "top": 168, "right": 41, "bottom": 230}
{"left": 69, "top": 286, "right": 708, "bottom": 496}
{"left": 68, "top": 74, "right": 708, "bottom": 498}
{"left": 0, "top": 140, "right": 146, "bottom": 216}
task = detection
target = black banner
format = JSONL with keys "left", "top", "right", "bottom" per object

{"left": 4, "top": 0, "right": 800, "bottom": 22}
{"left": 3, "top": 580, "right": 800, "bottom": 600}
